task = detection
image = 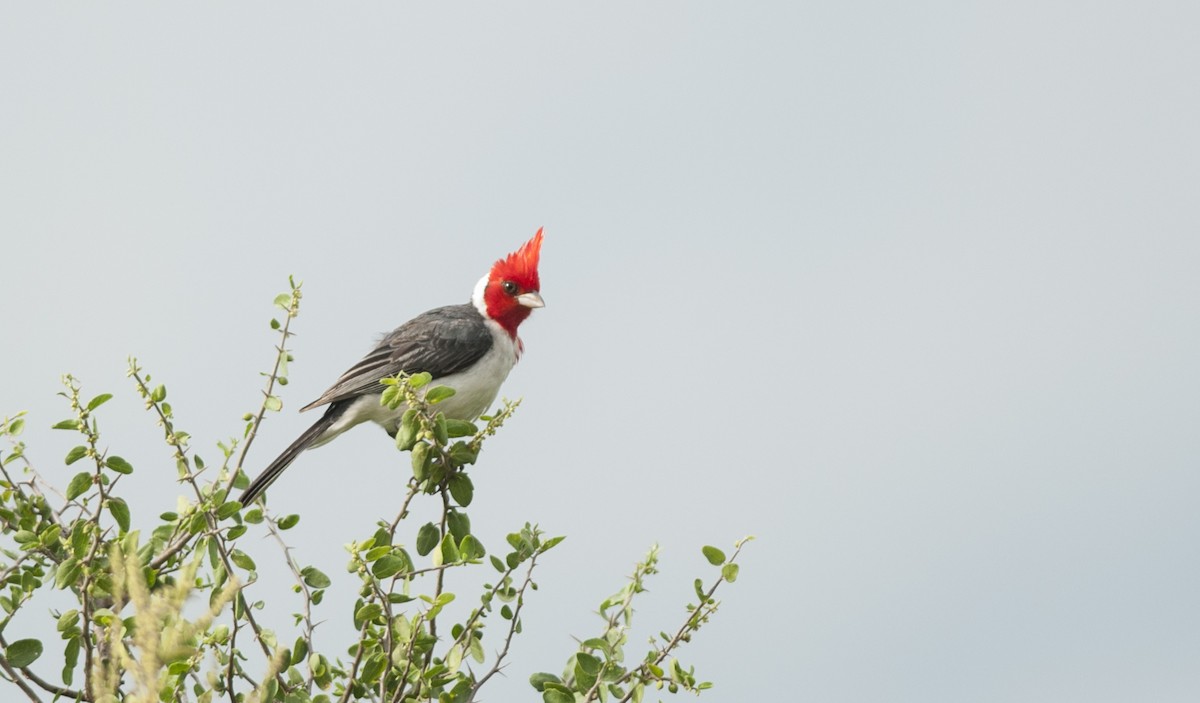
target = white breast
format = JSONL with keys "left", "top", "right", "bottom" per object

{"left": 312, "top": 319, "right": 519, "bottom": 447}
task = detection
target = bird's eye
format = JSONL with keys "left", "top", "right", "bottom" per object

{"left": 501, "top": 281, "right": 519, "bottom": 295}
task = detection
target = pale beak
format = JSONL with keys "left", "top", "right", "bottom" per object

{"left": 517, "top": 291, "right": 545, "bottom": 308}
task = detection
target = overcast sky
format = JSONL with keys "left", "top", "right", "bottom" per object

{"left": 2, "top": 3, "right": 1198, "bottom": 702}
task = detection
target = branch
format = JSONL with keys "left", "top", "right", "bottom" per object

{"left": 231, "top": 281, "right": 301, "bottom": 495}
{"left": 468, "top": 553, "right": 540, "bottom": 700}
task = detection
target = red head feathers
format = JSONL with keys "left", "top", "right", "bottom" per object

{"left": 480, "top": 228, "right": 545, "bottom": 336}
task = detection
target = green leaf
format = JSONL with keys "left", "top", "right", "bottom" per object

{"left": 230, "top": 550, "right": 256, "bottom": 571}
{"left": 490, "top": 555, "right": 506, "bottom": 573}
{"left": 539, "top": 535, "right": 566, "bottom": 552}
{"left": 448, "top": 473, "right": 474, "bottom": 507}
{"left": 5, "top": 638, "right": 43, "bottom": 668}
{"left": 150, "top": 384, "right": 167, "bottom": 402}
{"left": 52, "top": 419, "right": 79, "bottom": 430}
{"left": 543, "top": 689, "right": 574, "bottom": 703}
{"left": 459, "top": 534, "right": 484, "bottom": 560}
{"left": 576, "top": 652, "right": 602, "bottom": 676}
{"left": 433, "top": 413, "right": 449, "bottom": 444}
{"left": 64, "top": 446, "right": 88, "bottom": 465}
{"left": 6, "top": 417, "right": 24, "bottom": 435}
{"left": 425, "top": 385, "right": 456, "bottom": 405}
{"left": 395, "top": 409, "right": 420, "bottom": 450}
{"left": 263, "top": 396, "right": 283, "bottom": 412}
{"left": 360, "top": 652, "right": 387, "bottom": 684}
{"left": 702, "top": 546, "right": 726, "bottom": 566}
{"left": 722, "top": 563, "right": 740, "bottom": 583}
{"left": 438, "top": 532, "right": 460, "bottom": 564}
{"left": 63, "top": 636, "right": 80, "bottom": 685}
{"left": 277, "top": 514, "right": 300, "bottom": 530}
{"left": 416, "top": 523, "right": 440, "bottom": 557}
{"left": 447, "top": 511, "right": 470, "bottom": 542}
{"left": 355, "top": 603, "right": 383, "bottom": 624}
{"left": 372, "top": 555, "right": 407, "bottom": 580}
{"left": 407, "top": 372, "right": 432, "bottom": 389}
{"left": 302, "top": 567, "right": 331, "bottom": 589}
{"left": 107, "top": 498, "right": 131, "bottom": 533}
{"left": 105, "top": 456, "right": 134, "bottom": 474}
{"left": 55, "top": 559, "right": 82, "bottom": 590}
{"left": 214, "top": 501, "right": 242, "bottom": 520}
{"left": 65, "top": 472, "right": 92, "bottom": 501}
{"left": 363, "top": 546, "right": 391, "bottom": 562}
{"left": 410, "top": 442, "right": 429, "bottom": 480}
{"left": 445, "top": 419, "right": 478, "bottom": 438}
{"left": 448, "top": 441, "right": 478, "bottom": 466}
{"left": 273, "top": 293, "right": 292, "bottom": 310}
{"left": 86, "top": 393, "right": 113, "bottom": 411}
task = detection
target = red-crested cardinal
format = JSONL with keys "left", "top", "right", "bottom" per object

{"left": 240, "top": 229, "right": 544, "bottom": 503}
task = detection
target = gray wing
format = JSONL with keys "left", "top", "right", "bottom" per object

{"left": 300, "top": 304, "right": 494, "bottom": 412}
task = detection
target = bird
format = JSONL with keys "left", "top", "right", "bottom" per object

{"left": 239, "top": 228, "right": 544, "bottom": 504}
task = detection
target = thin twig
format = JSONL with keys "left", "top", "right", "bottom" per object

{"left": 468, "top": 553, "right": 540, "bottom": 700}
{"left": 231, "top": 287, "right": 300, "bottom": 495}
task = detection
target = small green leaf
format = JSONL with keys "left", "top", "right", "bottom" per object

{"left": 416, "top": 523, "right": 440, "bottom": 557}
{"left": 702, "top": 546, "right": 726, "bottom": 566}
{"left": 64, "top": 446, "right": 87, "bottom": 465}
{"left": 410, "top": 442, "right": 429, "bottom": 480}
{"left": 576, "top": 652, "right": 601, "bottom": 676}
{"left": 490, "top": 555, "right": 506, "bottom": 573}
{"left": 105, "top": 456, "right": 133, "bottom": 474}
{"left": 459, "top": 534, "right": 483, "bottom": 560}
{"left": 277, "top": 514, "right": 300, "bottom": 530}
{"left": 360, "top": 652, "right": 387, "bottom": 684}
{"left": 433, "top": 413, "right": 449, "bottom": 444}
{"left": 65, "top": 472, "right": 92, "bottom": 501}
{"left": 722, "top": 563, "right": 740, "bottom": 583}
{"left": 107, "top": 498, "right": 131, "bottom": 533}
{"left": 407, "top": 372, "right": 432, "bottom": 389}
{"left": 445, "top": 419, "right": 477, "bottom": 437}
{"left": 448, "top": 473, "right": 474, "bottom": 507}
{"left": 543, "top": 689, "right": 574, "bottom": 703}
{"left": 263, "top": 396, "right": 283, "bottom": 412}
{"left": 372, "top": 555, "right": 407, "bottom": 580}
{"left": 86, "top": 394, "right": 113, "bottom": 411}
{"left": 363, "top": 546, "right": 391, "bottom": 562}
{"left": 230, "top": 550, "right": 256, "bottom": 571}
{"left": 273, "top": 293, "right": 292, "bottom": 310}
{"left": 447, "top": 511, "right": 470, "bottom": 542}
{"left": 51, "top": 419, "right": 79, "bottom": 430}
{"left": 539, "top": 535, "right": 566, "bottom": 552}
{"left": 150, "top": 384, "right": 167, "bottom": 402}
{"left": 425, "top": 385, "right": 456, "bottom": 404}
{"left": 395, "top": 409, "right": 419, "bottom": 450}
{"left": 438, "top": 532, "right": 460, "bottom": 564}
{"left": 55, "top": 559, "right": 82, "bottom": 590}
{"left": 355, "top": 603, "right": 383, "bottom": 624}
{"left": 5, "top": 638, "right": 43, "bottom": 668}
{"left": 302, "top": 567, "right": 331, "bottom": 589}
{"left": 6, "top": 418, "right": 24, "bottom": 435}
{"left": 215, "top": 501, "right": 242, "bottom": 520}
{"left": 448, "top": 441, "right": 478, "bottom": 466}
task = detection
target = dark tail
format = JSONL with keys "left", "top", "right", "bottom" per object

{"left": 239, "top": 409, "right": 340, "bottom": 505}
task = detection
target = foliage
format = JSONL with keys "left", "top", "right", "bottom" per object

{"left": 0, "top": 278, "right": 748, "bottom": 702}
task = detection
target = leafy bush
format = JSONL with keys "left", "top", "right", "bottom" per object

{"left": 0, "top": 279, "right": 748, "bottom": 702}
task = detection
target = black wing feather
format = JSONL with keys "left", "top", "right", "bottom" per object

{"left": 300, "top": 304, "right": 493, "bottom": 412}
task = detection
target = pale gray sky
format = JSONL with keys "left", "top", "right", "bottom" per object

{"left": 2, "top": 3, "right": 1198, "bottom": 702}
